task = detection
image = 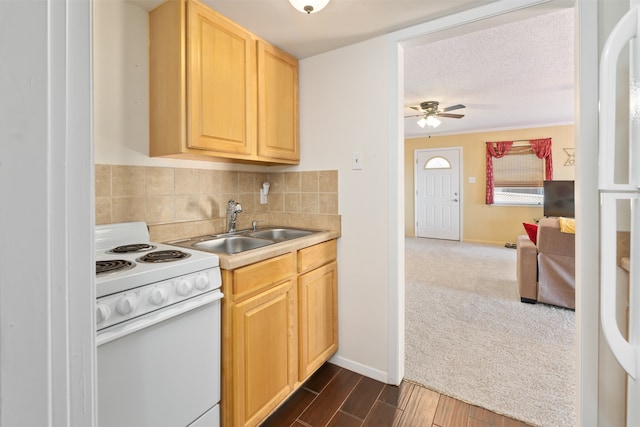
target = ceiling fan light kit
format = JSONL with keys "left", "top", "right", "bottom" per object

{"left": 417, "top": 115, "right": 441, "bottom": 128}
{"left": 407, "top": 100, "right": 466, "bottom": 129}
{"left": 288, "top": 0, "right": 330, "bottom": 14}
{"left": 426, "top": 115, "right": 441, "bottom": 128}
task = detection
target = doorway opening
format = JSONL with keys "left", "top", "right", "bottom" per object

{"left": 396, "top": 6, "right": 576, "bottom": 427}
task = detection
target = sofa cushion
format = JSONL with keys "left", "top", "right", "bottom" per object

{"left": 559, "top": 217, "right": 576, "bottom": 233}
{"left": 523, "top": 223, "right": 538, "bottom": 244}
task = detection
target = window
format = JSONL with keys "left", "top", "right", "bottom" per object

{"left": 491, "top": 146, "right": 544, "bottom": 205}
{"left": 424, "top": 156, "right": 451, "bottom": 169}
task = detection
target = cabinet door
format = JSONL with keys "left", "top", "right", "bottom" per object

{"left": 233, "top": 280, "right": 297, "bottom": 427}
{"left": 257, "top": 40, "right": 299, "bottom": 162}
{"left": 298, "top": 261, "right": 338, "bottom": 379}
{"left": 188, "top": 0, "right": 256, "bottom": 155}
{"left": 149, "top": 0, "right": 187, "bottom": 157}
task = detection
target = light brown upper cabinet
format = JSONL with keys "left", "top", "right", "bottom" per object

{"left": 149, "top": 0, "right": 299, "bottom": 165}
{"left": 257, "top": 41, "right": 299, "bottom": 162}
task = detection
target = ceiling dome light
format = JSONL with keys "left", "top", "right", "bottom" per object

{"left": 288, "top": 0, "right": 330, "bottom": 14}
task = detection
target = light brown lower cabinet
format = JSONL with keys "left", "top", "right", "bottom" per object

{"left": 221, "top": 239, "right": 338, "bottom": 427}
{"left": 232, "top": 280, "right": 297, "bottom": 427}
{"left": 298, "top": 242, "right": 338, "bottom": 379}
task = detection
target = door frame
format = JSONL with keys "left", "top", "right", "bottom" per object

{"left": 414, "top": 147, "right": 463, "bottom": 241}
{"left": 575, "top": 1, "right": 617, "bottom": 425}
{"left": 1, "top": 0, "right": 95, "bottom": 424}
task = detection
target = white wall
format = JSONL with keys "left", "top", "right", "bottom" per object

{"left": 298, "top": 38, "right": 393, "bottom": 380}
{"left": 1, "top": 3, "right": 50, "bottom": 423}
{"left": 93, "top": 0, "right": 149, "bottom": 166}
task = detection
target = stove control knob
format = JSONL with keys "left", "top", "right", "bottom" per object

{"left": 116, "top": 296, "right": 137, "bottom": 315}
{"left": 194, "top": 274, "right": 210, "bottom": 290}
{"left": 149, "top": 288, "right": 168, "bottom": 306}
{"left": 96, "top": 303, "right": 111, "bottom": 324}
{"left": 176, "top": 279, "right": 193, "bottom": 296}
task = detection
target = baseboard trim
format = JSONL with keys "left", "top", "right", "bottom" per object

{"left": 328, "top": 355, "right": 389, "bottom": 384}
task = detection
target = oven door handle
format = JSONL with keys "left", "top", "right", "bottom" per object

{"left": 96, "top": 290, "right": 224, "bottom": 346}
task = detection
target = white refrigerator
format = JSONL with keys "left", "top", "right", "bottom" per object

{"left": 597, "top": 0, "right": 640, "bottom": 425}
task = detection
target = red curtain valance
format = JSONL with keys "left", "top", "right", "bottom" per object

{"left": 485, "top": 138, "right": 553, "bottom": 204}
{"left": 529, "top": 138, "right": 553, "bottom": 181}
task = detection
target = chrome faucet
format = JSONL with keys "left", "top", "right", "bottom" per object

{"left": 226, "top": 200, "right": 243, "bottom": 233}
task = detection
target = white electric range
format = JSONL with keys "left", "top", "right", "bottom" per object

{"left": 95, "top": 222, "right": 222, "bottom": 427}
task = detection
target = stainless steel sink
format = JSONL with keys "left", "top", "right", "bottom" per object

{"left": 248, "top": 228, "right": 315, "bottom": 241}
{"left": 192, "top": 236, "right": 274, "bottom": 254}
{"left": 168, "top": 227, "right": 319, "bottom": 255}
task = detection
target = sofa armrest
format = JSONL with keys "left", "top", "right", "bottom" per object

{"left": 517, "top": 234, "right": 538, "bottom": 301}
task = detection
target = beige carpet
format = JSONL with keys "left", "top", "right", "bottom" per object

{"left": 404, "top": 237, "right": 575, "bottom": 427}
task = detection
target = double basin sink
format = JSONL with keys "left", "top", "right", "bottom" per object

{"left": 168, "top": 227, "right": 318, "bottom": 255}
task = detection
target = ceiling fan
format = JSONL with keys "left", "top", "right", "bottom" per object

{"left": 405, "top": 101, "right": 466, "bottom": 128}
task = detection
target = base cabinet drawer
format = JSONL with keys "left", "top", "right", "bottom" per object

{"left": 232, "top": 253, "right": 294, "bottom": 301}
{"left": 298, "top": 240, "right": 337, "bottom": 274}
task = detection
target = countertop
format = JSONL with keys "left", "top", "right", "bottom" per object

{"left": 213, "top": 229, "right": 340, "bottom": 270}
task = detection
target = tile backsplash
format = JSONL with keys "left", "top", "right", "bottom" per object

{"left": 96, "top": 165, "right": 340, "bottom": 241}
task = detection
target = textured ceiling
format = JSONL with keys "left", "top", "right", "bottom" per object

{"left": 127, "top": 0, "right": 575, "bottom": 138}
{"left": 403, "top": 7, "right": 575, "bottom": 138}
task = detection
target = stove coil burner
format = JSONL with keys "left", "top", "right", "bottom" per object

{"left": 108, "top": 243, "right": 157, "bottom": 254}
{"left": 96, "top": 259, "right": 136, "bottom": 276}
{"left": 136, "top": 250, "right": 191, "bottom": 263}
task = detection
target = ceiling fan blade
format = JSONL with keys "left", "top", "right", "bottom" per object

{"left": 404, "top": 114, "right": 423, "bottom": 118}
{"left": 409, "top": 106, "right": 423, "bottom": 112}
{"left": 437, "top": 113, "right": 465, "bottom": 119}
{"left": 441, "top": 104, "right": 465, "bottom": 112}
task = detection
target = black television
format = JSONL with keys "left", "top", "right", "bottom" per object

{"left": 543, "top": 180, "right": 575, "bottom": 218}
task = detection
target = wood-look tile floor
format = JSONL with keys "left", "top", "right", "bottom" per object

{"left": 260, "top": 363, "right": 534, "bottom": 427}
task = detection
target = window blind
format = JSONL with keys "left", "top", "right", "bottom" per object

{"left": 493, "top": 148, "right": 544, "bottom": 188}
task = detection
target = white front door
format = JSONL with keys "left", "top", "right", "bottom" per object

{"left": 415, "top": 148, "right": 461, "bottom": 240}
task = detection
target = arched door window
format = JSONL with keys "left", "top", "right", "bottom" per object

{"left": 424, "top": 156, "right": 451, "bottom": 169}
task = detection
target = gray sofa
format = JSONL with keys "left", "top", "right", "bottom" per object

{"left": 516, "top": 217, "right": 575, "bottom": 309}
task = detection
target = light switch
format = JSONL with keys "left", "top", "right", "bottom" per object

{"left": 352, "top": 151, "right": 363, "bottom": 170}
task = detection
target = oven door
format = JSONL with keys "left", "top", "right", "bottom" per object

{"left": 97, "top": 290, "right": 222, "bottom": 427}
